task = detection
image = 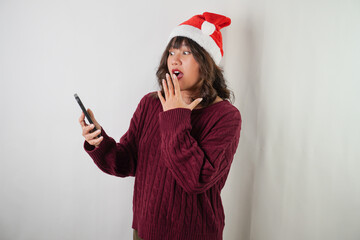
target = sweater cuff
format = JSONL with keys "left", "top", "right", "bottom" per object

{"left": 83, "top": 127, "right": 112, "bottom": 160}
{"left": 159, "top": 108, "right": 192, "bottom": 133}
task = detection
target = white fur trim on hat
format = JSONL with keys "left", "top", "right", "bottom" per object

{"left": 168, "top": 25, "right": 222, "bottom": 65}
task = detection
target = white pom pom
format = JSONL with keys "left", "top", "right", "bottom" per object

{"left": 201, "top": 21, "right": 216, "bottom": 35}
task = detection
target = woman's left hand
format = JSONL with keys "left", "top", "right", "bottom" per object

{"left": 157, "top": 73, "right": 203, "bottom": 112}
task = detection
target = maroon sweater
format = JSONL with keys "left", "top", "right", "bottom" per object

{"left": 84, "top": 92, "right": 242, "bottom": 240}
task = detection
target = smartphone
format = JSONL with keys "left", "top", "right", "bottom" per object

{"left": 74, "top": 93, "right": 101, "bottom": 137}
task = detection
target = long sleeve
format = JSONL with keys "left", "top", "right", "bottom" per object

{"left": 158, "top": 107, "right": 242, "bottom": 194}
{"left": 84, "top": 95, "right": 146, "bottom": 177}
{"left": 82, "top": 93, "right": 242, "bottom": 239}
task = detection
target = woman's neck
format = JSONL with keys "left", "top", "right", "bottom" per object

{"left": 181, "top": 90, "right": 223, "bottom": 109}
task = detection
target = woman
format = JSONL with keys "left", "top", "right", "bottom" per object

{"left": 79, "top": 12, "right": 242, "bottom": 240}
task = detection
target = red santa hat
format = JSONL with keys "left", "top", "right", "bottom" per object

{"left": 168, "top": 12, "right": 231, "bottom": 65}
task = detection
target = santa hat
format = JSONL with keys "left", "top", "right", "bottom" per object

{"left": 168, "top": 12, "right": 231, "bottom": 65}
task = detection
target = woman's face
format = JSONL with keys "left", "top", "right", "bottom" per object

{"left": 167, "top": 41, "right": 201, "bottom": 92}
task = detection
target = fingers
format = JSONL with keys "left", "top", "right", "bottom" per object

{"left": 87, "top": 108, "right": 96, "bottom": 125}
{"left": 79, "top": 112, "right": 86, "bottom": 127}
{"left": 82, "top": 124, "right": 96, "bottom": 137}
{"left": 162, "top": 79, "right": 169, "bottom": 99}
{"left": 172, "top": 73, "right": 181, "bottom": 95}
{"left": 88, "top": 128, "right": 101, "bottom": 140}
{"left": 87, "top": 108, "right": 101, "bottom": 130}
{"left": 165, "top": 73, "right": 174, "bottom": 95}
{"left": 82, "top": 124, "right": 103, "bottom": 146}
{"left": 87, "top": 135, "right": 103, "bottom": 147}
{"left": 157, "top": 91, "right": 165, "bottom": 105}
{"left": 189, "top": 98, "right": 203, "bottom": 110}
{"left": 79, "top": 108, "right": 103, "bottom": 147}
{"left": 162, "top": 73, "right": 179, "bottom": 99}
{"left": 87, "top": 108, "right": 95, "bottom": 121}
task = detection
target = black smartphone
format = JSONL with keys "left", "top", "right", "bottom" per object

{"left": 74, "top": 93, "right": 101, "bottom": 137}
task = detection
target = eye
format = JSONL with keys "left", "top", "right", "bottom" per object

{"left": 168, "top": 51, "right": 175, "bottom": 56}
{"left": 183, "top": 51, "right": 191, "bottom": 55}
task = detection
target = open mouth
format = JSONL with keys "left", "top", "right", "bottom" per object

{"left": 172, "top": 70, "right": 184, "bottom": 79}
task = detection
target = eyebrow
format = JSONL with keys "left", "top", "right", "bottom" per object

{"left": 170, "top": 44, "right": 190, "bottom": 49}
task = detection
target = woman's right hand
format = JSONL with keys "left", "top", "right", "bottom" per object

{"left": 79, "top": 108, "right": 103, "bottom": 147}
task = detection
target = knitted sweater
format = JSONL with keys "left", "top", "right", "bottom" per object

{"left": 84, "top": 92, "right": 242, "bottom": 240}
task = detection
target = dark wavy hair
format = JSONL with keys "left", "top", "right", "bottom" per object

{"left": 151, "top": 36, "right": 234, "bottom": 108}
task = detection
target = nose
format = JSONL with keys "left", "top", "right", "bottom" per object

{"left": 170, "top": 53, "right": 181, "bottom": 65}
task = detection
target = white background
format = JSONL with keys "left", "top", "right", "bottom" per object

{"left": 0, "top": 0, "right": 359, "bottom": 239}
